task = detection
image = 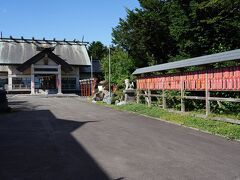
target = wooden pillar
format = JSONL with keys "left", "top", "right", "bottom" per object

{"left": 205, "top": 71, "right": 210, "bottom": 116}
{"left": 75, "top": 67, "right": 80, "bottom": 91}
{"left": 7, "top": 66, "right": 13, "bottom": 91}
{"left": 181, "top": 76, "right": 185, "bottom": 112}
{"left": 30, "top": 64, "right": 35, "bottom": 95}
{"left": 148, "top": 89, "right": 151, "bottom": 107}
{"left": 57, "top": 65, "right": 62, "bottom": 94}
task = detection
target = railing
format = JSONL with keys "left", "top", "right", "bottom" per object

{"left": 136, "top": 66, "right": 240, "bottom": 117}
{"left": 79, "top": 78, "right": 97, "bottom": 96}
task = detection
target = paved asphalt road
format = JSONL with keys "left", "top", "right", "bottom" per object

{"left": 0, "top": 95, "right": 240, "bottom": 180}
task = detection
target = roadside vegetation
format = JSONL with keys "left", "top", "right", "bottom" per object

{"left": 89, "top": 0, "right": 240, "bottom": 125}
{"left": 102, "top": 103, "right": 240, "bottom": 140}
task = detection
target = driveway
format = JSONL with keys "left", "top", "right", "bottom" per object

{"left": 0, "top": 95, "right": 240, "bottom": 180}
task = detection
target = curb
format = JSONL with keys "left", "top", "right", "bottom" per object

{"left": 96, "top": 103, "right": 240, "bottom": 142}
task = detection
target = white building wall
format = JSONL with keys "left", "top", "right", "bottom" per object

{"left": 1, "top": 64, "right": 81, "bottom": 92}
{"left": 0, "top": 65, "right": 8, "bottom": 72}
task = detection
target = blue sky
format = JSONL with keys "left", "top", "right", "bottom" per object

{"left": 0, "top": 0, "right": 139, "bottom": 45}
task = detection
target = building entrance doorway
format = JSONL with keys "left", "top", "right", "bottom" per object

{"left": 35, "top": 74, "right": 57, "bottom": 91}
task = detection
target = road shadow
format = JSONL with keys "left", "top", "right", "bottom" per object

{"left": 0, "top": 108, "right": 112, "bottom": 180}
{"left": 7, "top": 99, "right": 50, "bottom": 112}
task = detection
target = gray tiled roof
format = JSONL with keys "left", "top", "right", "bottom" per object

{"left": 133, "top": 49, "right": 240, "bottom": 75}
{"left": 0, "top": 39, "right": 91, "bottom": 66}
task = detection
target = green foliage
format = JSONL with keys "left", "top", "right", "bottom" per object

{"left": 101, "top": 48, "right": 135, "bottom": 85}
{"left": 210, "top": 92, "right": 240, "bottom": 117}
{"left": 112, "top": 0, "right": 240, "bottom": 66}
{"left": 112, "top": 5, "right": 176, "bottom": 67}
{"left": 87, "top": 41, "right": 108, "bottom": 60}
{"left": 111, "top": 103, "right": 240, "bottom": 140}
{"left": 168, "top": 0, "right": 240, "bottom": 58}
{"left": 108, "top": 0, "right": 240, "bottom": 117}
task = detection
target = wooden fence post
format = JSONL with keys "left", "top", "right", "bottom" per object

{"left": 205, "top": 71, "right": 210, "bottom": 116}
{"left": 162, "top": 90, "right": 167, "bottom": 109}
{"left": 148, "top": 89, "right": 151, "bottom": 107}
{"left": 162, "top": 79, "right": 167, "bottom": 109}
{"left": 136, "top": 90, "right": 140, "bottom": 104}
{"left": 181, "top": 76, "right": 185, "bottom": 112}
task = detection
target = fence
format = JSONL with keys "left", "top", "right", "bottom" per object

{"left": 136, "top": 66, "right": 240, "bottom": 116}
{"left": 79, "top": 78, "right": 97, "bottom": 96}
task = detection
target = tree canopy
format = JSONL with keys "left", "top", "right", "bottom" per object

{"left": 87, "top": 41, "right": 108, "bottom": 60}
{"left": 101, "top": 48, "right": 135, "bottom": 85}
{"left": 112, "top": 0, "right": 240, "bottom": 68}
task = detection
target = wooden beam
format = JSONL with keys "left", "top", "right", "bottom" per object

{"left": 0, "top": 37, "right": 89, "bottom": 45}
{"left": 184, "top": 96, "right": 240, "bottom": 102}
{"left": 209, "top": 97, "right": 240, "bottom": 103}
{"left": 151, "top": 94, "right": 162, "bottom": 97}
{"left": 34, "top": 65, "right": 59, "bottom": 69}
{"left": 139, "top": 93, "right": 167, "bottom": 97}
{"left": 33, "top": 71, "right": 59, "bottom": 74}
{"left": 184, "top": 96, "right": 206, "bottom": 100}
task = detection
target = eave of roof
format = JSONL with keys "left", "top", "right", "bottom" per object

{"left": 0, "top": 37, "right": 89, "bottom": 45}
{"left": 133, "top": 49, "right": 240, "bottom": 75}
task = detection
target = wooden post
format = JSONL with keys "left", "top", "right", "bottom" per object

{"left": 162, "top": 90, "right": 167, "bottom": 109}
{"left": 162, "top": 79, "right": 167, "bottom": 109}
{"left": 7, "top": 66, "right": 13, "bottom": 91}
{"left": 30, "top": 64, "right": 35, "bottom": 95}
{"left": 136, "top": 90, "right": 140, "bottom": 104}
{"left": 205, "top": 71, "right": 210, "bottom": 116}
{"left": 181, "top": 76, "right": 185, "bottom": 112}
{"left": 148, "top": 89, "right": 151, "bottom": 107}
{"left": 57, "top": 65, "right": 62, "bottom": 94}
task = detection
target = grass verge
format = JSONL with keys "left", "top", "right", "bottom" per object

{"left": 99, "top": 102, "right": 240, "bottom": 140}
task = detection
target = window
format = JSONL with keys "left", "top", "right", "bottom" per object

{"left": 0, "top": 77, "right": 8, "bottom": 90}
{"left": 12, "top": 77, "right": 31, "bottom": 89}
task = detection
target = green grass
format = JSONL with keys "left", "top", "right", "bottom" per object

{"left": 101, "top": 103, "right": 240, "bottom": 140}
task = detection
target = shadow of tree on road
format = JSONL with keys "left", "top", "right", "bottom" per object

{"left": 0, "top": 107, "right": 115, "bottom": 180}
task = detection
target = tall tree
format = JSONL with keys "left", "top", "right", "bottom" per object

{"left": 87, "top": 41, "right": 107, "bottom": 60}
{"left": 112, "top": 2, "right": 176, "bottom": 68}
{"left": 168, "top": 0, "right": 240, "bottom": 56}
{"left": 112, "top": 0, "right": 240, "bottom": 67}
{"left": 101, "top": 48, "right": 135, "bottom": 85}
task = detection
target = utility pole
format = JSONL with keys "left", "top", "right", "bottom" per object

{"left": 108, "top": 46, "right": 111, "bottom": 97}
{"left": 90, "top": 56, "right": 93, "bottom": 96}
{"left": 90, "top": 56, "right": 93, "bottom": 79}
